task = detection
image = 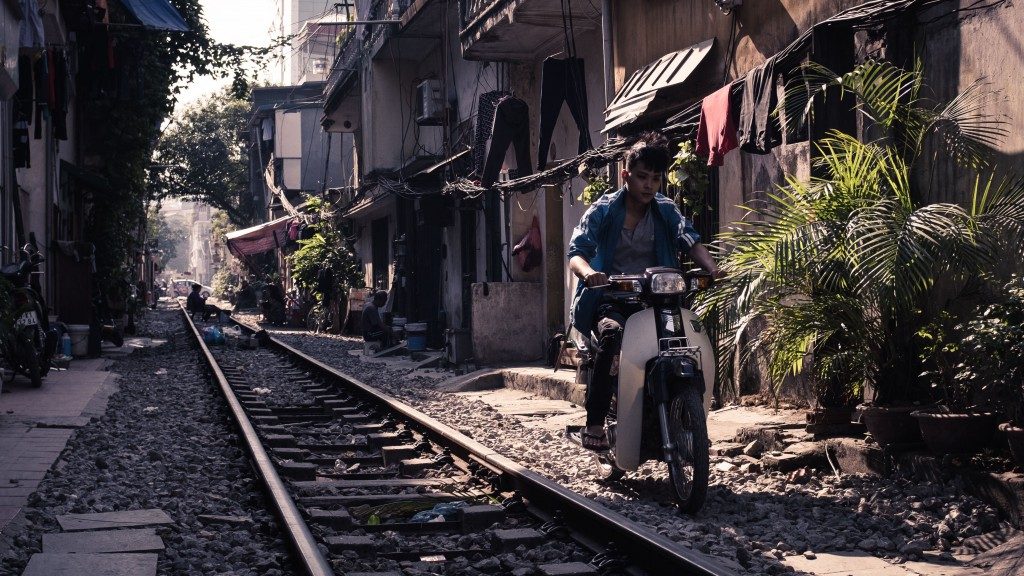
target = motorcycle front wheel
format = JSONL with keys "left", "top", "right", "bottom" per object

{"left": 667, "top": 387, "right": 709, "bottom": 514}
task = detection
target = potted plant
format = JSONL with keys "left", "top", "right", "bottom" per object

{"left": 911, "top": 312, "right": 997, "bottom": 454}
{"left": 698, "top": 59, "right": 1024, "bottom": 444}
{"left": 954, "top": 278, "right": 1024, "bottom": 464}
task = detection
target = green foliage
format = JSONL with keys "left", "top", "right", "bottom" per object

{"left": 699, "top": 60, "right": 1024, "bottom": 407}
{"left": 210, "top": 266, "right": 234, "bottom": 300}
{"left": 578, "top": 171, "right": 610, "bottom": 205}
{"left": 287, "top": 198, "right": 363, "bottom": 301}
{"left": 82, "top": 0, "right": 281, "bottom": 291}
{"left": 154, "top": 93, "right": 255, "bottom": 228}
{"left": 667, "top": 141, "right": 710, "bottom": 216}
{"left": 927, "top": 278, "right": 1024, "bottom": 422}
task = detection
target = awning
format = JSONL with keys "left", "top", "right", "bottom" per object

{"left": 120, "top": 0, "right": 190, "bottom": 32}
{"left": 603, "top": 38, "right": 715, "bottom": 134}
{"left": 225, "top": 216, "right": 294, "bottom": 259}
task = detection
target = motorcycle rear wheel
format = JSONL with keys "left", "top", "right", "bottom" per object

{"left": 667, "top": 387, "right": 709, "bottom": 514}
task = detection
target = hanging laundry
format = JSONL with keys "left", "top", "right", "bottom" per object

{"left": 51, "top": 50, "right": 69, "bottom": 141}
{"left": 696, "top": 84, "right": 739, "bottom": 167}
{"left": 19, "top": 0, "right": 45, "bottom": 49}
{"left": 32, "top": 54, "right": 48, "bottom": 140}
{"left": 13, "top": 56, "right": 32, "bottom": 168}
{"left": 472, "top": 90, "right": 510, "bottom": 176}
{"left": 738, "top": 56, "right": 781, "bottom": 154}
{"left": 537, "top": 57, "right": 592, "bottom": 170}
{"left": 481, "top": 96, "right": 532, "bottom": 187}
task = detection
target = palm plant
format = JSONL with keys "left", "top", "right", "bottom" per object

{"left": 699, "top": 59, "right": 1024, "bottom": 407}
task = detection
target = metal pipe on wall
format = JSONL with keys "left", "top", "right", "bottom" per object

{"left": 601, "top": 0, "right": 618, "bottom": 187}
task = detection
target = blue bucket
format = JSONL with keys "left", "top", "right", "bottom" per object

{"left": 406, "top": 322, "right": 427, "bottom": 351}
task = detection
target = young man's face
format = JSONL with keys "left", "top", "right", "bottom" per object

{"left": 622, "top": 161, "right": 662, "bottom": 207}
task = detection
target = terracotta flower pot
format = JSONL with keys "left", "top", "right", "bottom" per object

{"left": 858, "top": 404, "right": 922, "bottom": 446}
{"left": 998, "top": 422, "right": 1024, "bottom": 467}
{"left": 911, "top": 411, "right": 997, "bottom": 454}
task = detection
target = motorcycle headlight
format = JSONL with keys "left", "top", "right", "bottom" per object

{"left": 650, "top": 272, "right": 686, "bottom": 295}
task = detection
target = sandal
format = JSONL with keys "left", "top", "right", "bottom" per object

{"left": 581, "top": 430, "right": 610, "bottom": 452}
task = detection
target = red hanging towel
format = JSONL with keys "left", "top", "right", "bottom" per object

{"left": 695, "top": 84, "right": 738, "bottom": 167}
{"left": 512, "top": 215, "right": 543, "bottom": 273}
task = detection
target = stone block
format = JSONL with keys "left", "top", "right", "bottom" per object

{"left": 367, "top": 433, "right": 402, "bottom": 447}
{"left": 381, "top": 445, "right": 419, "bottom": 466}
{"left": 23, "top": 553, "right": 157, "bottom": 575}
{"left": 492, "top": 528, "right": 545, "bottom": 551}
{"left": 272, "top": 447, "right": 310, "bottom": 461}
{"left": 827, "top": 438, "right": 887, "bottom": 476}
{"left": 42, "top": 528, "right": 164, "bottom": 553}
{"left": 398, "top": 458, "right": 435, "bottom": 476}
{"left": 712, "top": 442, "right": 745, "bottom": 457}
{"left": 471, "top": 282, "right": 544, "bottom": 363}
{"left": 57, "top": 509, "right": 173, "bottom": 532}
{"left": 263, "top": 434, "right": 297, "bottom": 448}
{"left": 538, "top": 562, "right": 598, "bottom": 576}
{"left": 459, "top": 504, "right": 505, "bottom": 532}
{"left": 326, "top": 535, "right": 375, "bottom": 553}
{"left": 197, "top": 515, "right": 254, "bottom": 527}
{"left": 279, "top": 461, "right": 317, "bottom": 481}
{"left": 307, "top": 508, "right": 352, "bottom": 529}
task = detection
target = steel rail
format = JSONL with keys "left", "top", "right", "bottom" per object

{"left": 241, "top": 320, "right": 737, "bottom": 576}
{"left": 180, "top": 307, "right": 335, "bottom": 576}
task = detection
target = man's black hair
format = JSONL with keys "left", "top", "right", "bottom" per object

{"left": 191, "top": 283, "right": 201, "bottom": 291}
{"left": 624, "top": 131, "right": 670, "bottom": 172}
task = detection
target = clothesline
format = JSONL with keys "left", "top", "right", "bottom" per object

{"left": 442, "top": 0, "right": 965, "bottom": 198}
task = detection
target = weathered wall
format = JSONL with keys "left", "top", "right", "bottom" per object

{"left": 914, "top": 1, "right": 1021, "bottom": 207}
{"left": 471, "top": 281, "right": 544, "bottom": 363}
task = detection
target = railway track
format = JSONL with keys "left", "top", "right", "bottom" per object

{"left": 181, "top": 305, "right": 737, "bottom": 576}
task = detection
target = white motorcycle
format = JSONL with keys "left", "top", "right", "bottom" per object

{"left": 571, "top": 267, "right": 714, "bottom": 513}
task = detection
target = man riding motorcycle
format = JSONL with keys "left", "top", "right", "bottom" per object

{"left": 567, "top": 132, "right": 722, "bottom": 451}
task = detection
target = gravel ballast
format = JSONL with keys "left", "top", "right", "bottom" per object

{"left": 0, "top": 306, "right": 293, "bottom": 576}
{"left": 251, "top": 318, "right": 1016, "bottom": 575}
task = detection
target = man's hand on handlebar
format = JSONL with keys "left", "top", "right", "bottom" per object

{"left": 584, "top": 271, "right": 609, "bottom": 288}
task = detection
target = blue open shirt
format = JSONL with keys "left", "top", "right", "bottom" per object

{"left": 566, "top": 187, "right": 700, "bottom": 334}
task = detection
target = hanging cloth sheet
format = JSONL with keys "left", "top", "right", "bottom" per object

{"left": 738, "top": 55, "right": 781, "bottom": 154}
{"left": 696, "top": 83, "right": 740, "bottom": 167}
{"left": 225, "top": 216, "right": 296, "bottom": 259}
{"left": 537, "top": 57, "right": 591, "bottom": 170}
{"left": 119, "top": 0, "right": 190, "bottom": 32}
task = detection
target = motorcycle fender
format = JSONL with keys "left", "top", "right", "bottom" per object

{"left": 679, "top": 308, "right": 715, "bottom": 417}
{"left": 615, "top": 308, "right": 659, "bottom": 471}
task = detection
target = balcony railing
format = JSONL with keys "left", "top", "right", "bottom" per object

{"left": 459, "top": 0, "right": 506, "bottom": 31}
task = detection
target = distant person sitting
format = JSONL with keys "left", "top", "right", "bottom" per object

{"left": 361, "top": 290, "right": 393, "bottom": 348}
{"left": 186, "top": 284, "right": 227, "bottom": 322}
{"left": 234, "top": 279, "right": 257, "bottom": 311}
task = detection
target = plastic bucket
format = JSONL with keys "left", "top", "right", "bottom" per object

{"left": 67, "top": 324, "right": 90, "bottom": 357}
{"left": 406, "top": 322, "right": 427, "bottom": 352}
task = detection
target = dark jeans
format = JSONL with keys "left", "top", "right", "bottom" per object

{"left": 586, "top": 300, "right": 643, "bottom": 427}
{"left": 481, "top": 96, "right": 532, "bottom": 187}
{"left": 537, "top": 57, "right": 592, "bottom": 170}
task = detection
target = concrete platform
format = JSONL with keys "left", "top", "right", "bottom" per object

{"left": 21, "top": 552, "right": 157, "bottom": 575}
{"left": 56, "top": 509, "right": 173, "bottom": 532}
{"left": 0, "top": 359, "right": 120, "bottom": 534}
{"left": 42, "top": 528, "right": 164, "bottom": 553}
{"left": 785, "top": 551, "right": 985, "bottom": 576}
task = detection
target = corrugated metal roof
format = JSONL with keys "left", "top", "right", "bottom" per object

{"left": 603, "top": 38, "right": 715, "bottom": 133}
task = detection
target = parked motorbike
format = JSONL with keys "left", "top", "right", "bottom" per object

{"left": 570, "top": 267, "right": 714, "bottom": 513}
{"left": 0, "top": 244, "right": 55, "bottom": 388}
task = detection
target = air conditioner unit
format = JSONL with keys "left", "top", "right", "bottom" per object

{"left": 415, "top": 79, "right": 444, "bottom": 126}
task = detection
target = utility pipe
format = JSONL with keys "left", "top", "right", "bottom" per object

{"left": 601, "top": 0, "right": 619, "bottom": 187}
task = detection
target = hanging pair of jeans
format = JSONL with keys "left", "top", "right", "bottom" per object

{"left": 473, "top": 90, "right": 510, "bottom": 176}
{"left": 481, "top": 97, "right": 532, "bottom": 187}
{"left": 537, "top": 57, "right": 592, "bottom": 170}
